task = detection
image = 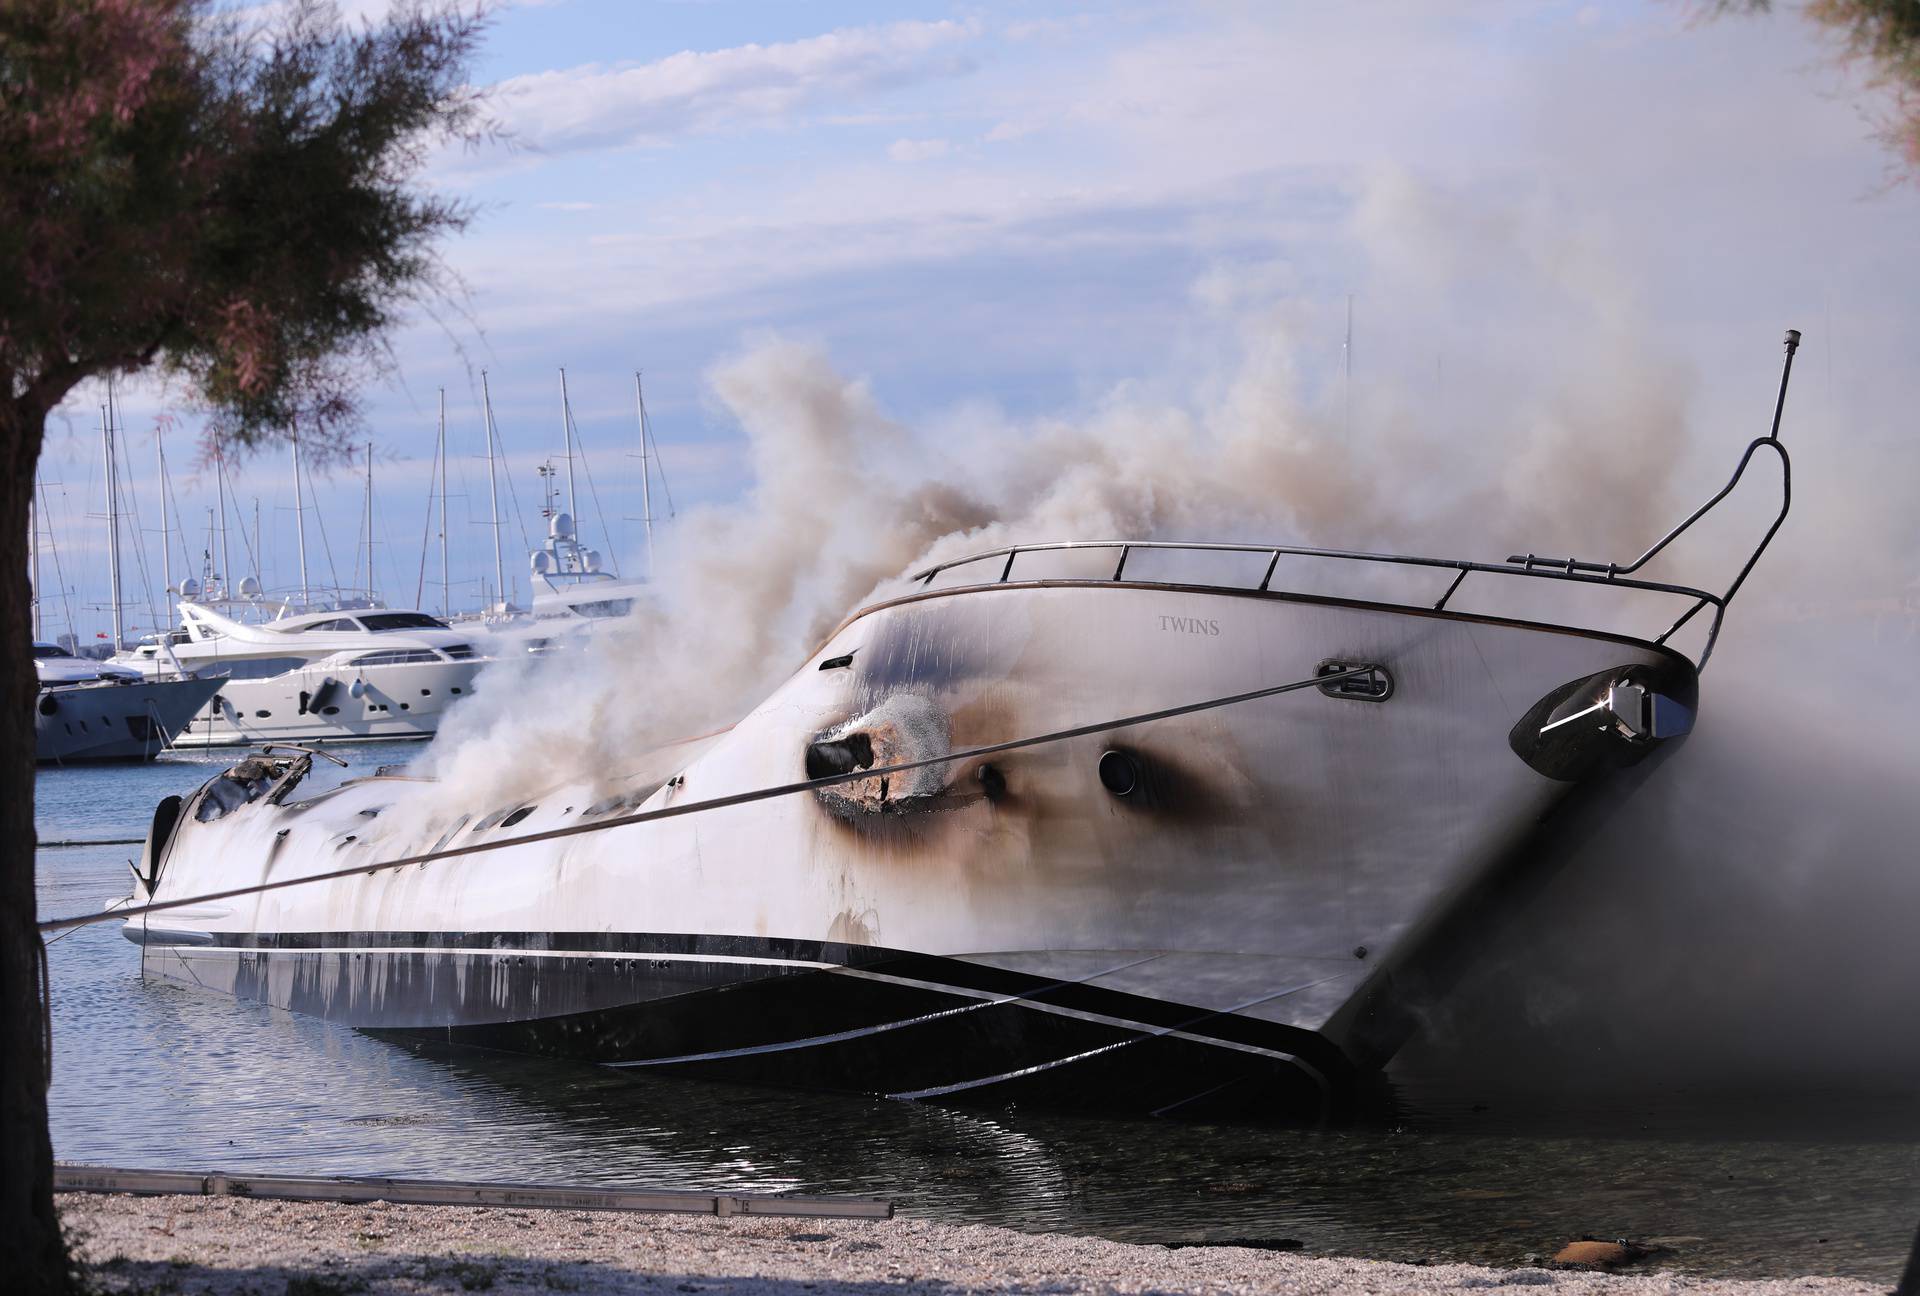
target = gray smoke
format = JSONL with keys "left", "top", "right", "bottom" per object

{"left": 409, "top": 171, "right": 1920, "bottom": 1095}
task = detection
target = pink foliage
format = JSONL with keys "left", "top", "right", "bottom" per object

{"left": 216, "top": 298, "right": 272, "bottom": 396}
{"left": 16, "top": 0, "right": 186, "bottom": 160}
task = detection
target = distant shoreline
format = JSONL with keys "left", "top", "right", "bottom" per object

{"left": 62, "top": 1192, "right": 1885, "bottom": 1296}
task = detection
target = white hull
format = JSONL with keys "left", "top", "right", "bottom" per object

{"left": 171, "top": 659, "right": 486, "bottom": 747}
{"left": 36, "top": 675, "right": 224, "bottom": 764}
{"left": 131, "top": 578, "right": 1694, "bottom": 1117}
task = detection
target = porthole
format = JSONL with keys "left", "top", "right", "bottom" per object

{"left": 1097, "top": 750, "right": 1139, "bottom": 797}
{"left": 255, "top": 710, "right": 271, "bottom": 718}
{"left": 399, "top": 702, "right": 410, "bottom": 711}
{"left": 420, "top": 688, "right": 431, "bottom": 696}
{"left": 450, "top": 687, "right": 462, "bottom": 695}
{"left": 499, "top": 806, "right": 535, "bottom": 829}
{"left": 321, "top": 705, "right": 340, "bottom": 716}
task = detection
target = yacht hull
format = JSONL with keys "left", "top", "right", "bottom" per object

{"left": 172, "top": 659, "right": 486, "bottom": 746}
{"left": 36, "top": 676, "right": 224, "bottom": 764}
{"left": 129, "top": 579, "right": 1695, "bottom": 1118}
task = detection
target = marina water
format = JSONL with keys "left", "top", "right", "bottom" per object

{"left": 38, "top": 747, "right": 1920, "bottom": 1281}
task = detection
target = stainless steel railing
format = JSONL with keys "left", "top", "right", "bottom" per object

{"left": 911, "top": 332, "right": 1802, "bottom": 671}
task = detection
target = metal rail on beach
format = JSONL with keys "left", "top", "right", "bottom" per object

{"left": 55, "top": 1164, "right": 893, "bottom": 1220}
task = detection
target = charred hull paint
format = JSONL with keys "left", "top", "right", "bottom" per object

{"left": 129, "top": 578, "right": 1698, "bottom": 1119}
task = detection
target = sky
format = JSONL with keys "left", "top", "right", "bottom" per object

{"left": 30, "top": 0, "right": 1920, "bottom": 644}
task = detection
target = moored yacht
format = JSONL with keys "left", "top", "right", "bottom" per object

{"left": 474, "top": 511, "right": 651, "bottom": 657}
{"left": 114, "top": 597, "right": 488, "bottom": 746}
{"left": 33, "top": 643, "right": 223, "bottom": 764}
{"left": 117, "top": 336, "right": 1806, "bottom": 1120}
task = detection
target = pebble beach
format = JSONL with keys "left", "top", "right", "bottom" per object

{"left": 61, "top": 1193, "right": 1894, "bottom": 1296}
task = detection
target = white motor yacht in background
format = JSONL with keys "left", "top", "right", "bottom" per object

{"left": 453, "top": 369, "right": 669, "bottom": 657}
{"left": 478, "top": 511, "right": 652, "bottom": 658}
{"left": 33, "top": 642, "right": 223, "bottom": 764}
{"left": 530, "top": 512, "right": 648, "bottom": 623}
{"left": 114, "top": 592, "right": 489, "bottom": 746}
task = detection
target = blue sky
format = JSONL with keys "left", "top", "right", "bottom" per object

{"left": 33, "top": 0, "right": 1920, "bottom": 642}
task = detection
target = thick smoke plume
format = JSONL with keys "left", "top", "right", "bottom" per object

{"left": 420, "top": 172, "right": 1718, "bottom": 812}
{"left": 413, "top": 172, "right": 1920, "bottom": 1093}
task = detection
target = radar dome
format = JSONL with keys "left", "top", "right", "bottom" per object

{"left": 530, "top": 550, "right": 553, "bottom": 575}
{"left": 238, "top": 575, "right": 262, "bottom": 598}
{"left": 550, "top": 511, "right": 575, "bottom": 539}
{"left": 583, "top": 550, "right": 602, "bottom": 573}
{"left": 179, "top": 577, "right": 201, "bottom": 599}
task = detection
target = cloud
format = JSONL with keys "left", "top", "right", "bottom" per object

{"left": 493, "top": 19, "right": 978, "bottom": 155}
{"left": 886, "top": 136, "right": 951, "bottom": 163}
{"left": 535, "top": 201, "right": 599, "bottom": 211}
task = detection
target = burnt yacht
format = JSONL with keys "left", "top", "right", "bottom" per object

{"left": 114, "top": 336, "right": 1803, "bottom": 1120}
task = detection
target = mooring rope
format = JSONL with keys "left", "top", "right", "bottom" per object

{"left": 37, "top": 665, "right": 1369, "bottom": 936}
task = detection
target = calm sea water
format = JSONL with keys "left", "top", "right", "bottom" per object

{"left": 36, "top": 747, "right": 1920, "bottom": 1281}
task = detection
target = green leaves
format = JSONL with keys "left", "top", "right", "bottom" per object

{"left": 0, "top": 0, "right": 493, "bottom": 454}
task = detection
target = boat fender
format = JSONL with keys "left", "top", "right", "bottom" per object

{"left": 349, "top": 678, "right": 366, "bottom": 700}
{"left": 38, "top": 693, "right": 58, "bottom": 716}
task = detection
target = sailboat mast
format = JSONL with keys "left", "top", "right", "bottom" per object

{"left": 438, "top": 388, "right": 449, "bottom": 619}
{"left": 363, "top": 440, "right": 374, "bottom": 603}
{"left": 215, "top": 441, "right": 231, "bottom": 599}
{"left": 559, "top": 368, "right": 578, "bottom": 523}
{"left": 481, "top": 369, "right": 506, "bottom": 610}
{"left": 634, "top": 371, "right": 654, "bottom": 581}
{"left": 156, "top": 428, "right": 171, "bottom": 598}
{"left": 101, "top": 399, "right": 124, "bottom": 650}
{"left": 29, "top": 474, "right": 41, "bottom": 640}
{"left": 291, "top": 433, "right": 310, "bottom": 606}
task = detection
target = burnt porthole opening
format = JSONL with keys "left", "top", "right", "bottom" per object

{"left": 818, "top": 649, "right": 857, "bottom": 671}
{"left": 499, "top": 806, "right": 536, "bottom": 829}
{"left": 1098, "top": 749, "right": 1141, "bottom": 798}
{"left": 977, "top": 763, "right": 1007, "bottom": 802}
{"left": 805, "top": 731, "right": 875, "bottom": 780}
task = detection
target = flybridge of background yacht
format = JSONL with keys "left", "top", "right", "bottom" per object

{"left": 91, "top": 333, "right": 1803, "bottom": 1121}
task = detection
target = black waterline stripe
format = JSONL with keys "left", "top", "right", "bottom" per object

{"left": 142, "top": 930, "right": 1357, "bottom": 1078}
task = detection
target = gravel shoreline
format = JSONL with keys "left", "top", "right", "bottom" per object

{"left": 60, "top": 1193, "right": 1888, "bottom": 1296}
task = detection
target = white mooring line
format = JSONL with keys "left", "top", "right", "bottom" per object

{"left": 54, "top": 1164, "right": 893, "bottom": 1220}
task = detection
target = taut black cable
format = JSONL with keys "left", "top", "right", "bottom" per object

{"left": 37, "top": 665, "right": 1369, "bottom": 936}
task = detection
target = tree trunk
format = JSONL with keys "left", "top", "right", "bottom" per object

{"left": 0, "top": 395, "right": 68, "bottom": 1294}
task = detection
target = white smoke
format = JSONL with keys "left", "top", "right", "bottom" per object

{"left": 397, "top": 167, "right": 1920, "bottom": 1094}
{"left": 411, "top": 168, "right": 1810, "bottom": 817}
